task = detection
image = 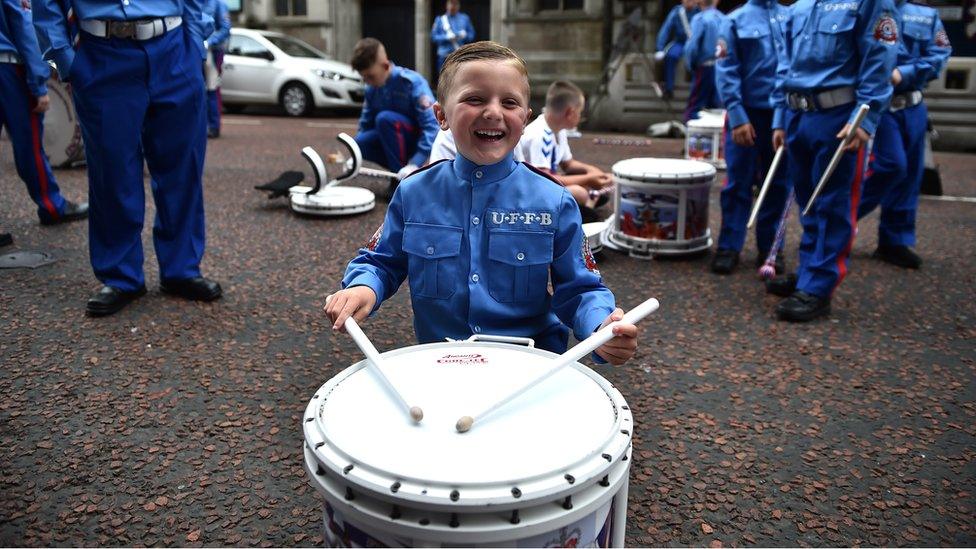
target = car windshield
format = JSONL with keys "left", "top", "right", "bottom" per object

{"left": 264, "top": 35, "right": 328, "bottom": 59}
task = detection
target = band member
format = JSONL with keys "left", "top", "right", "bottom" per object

{"left": 655, "top": 0, "right": 700, "bottom": 99}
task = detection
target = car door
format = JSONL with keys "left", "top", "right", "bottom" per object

{"left": 222, "top": 35, "right": 281, "bottom": 102}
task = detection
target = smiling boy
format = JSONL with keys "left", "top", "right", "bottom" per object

{"left": 325, "top": 41, "right": 638, "bottom": 365}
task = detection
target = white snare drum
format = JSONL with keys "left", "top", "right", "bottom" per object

{"left": 606, "top": 158, "right": 715, "bottom": 258}
{"left": 583, "top": 219, "right": 609, "bottom": 254}
{"left": 290, "top": 186, "right": 376, "bottom": 216}
{"left": 685, "top": 110, "right": 726, "bottom": 170}
{"left": 42, "top": 77, "right": 85, "bottom": 168}
{"left": 303, "top": 336, "right": 633, "bottom": 547}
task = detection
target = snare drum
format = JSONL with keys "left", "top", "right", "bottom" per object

{"left": 685, "top": 110, "right": 726, "bottom": 170}
{"left": 583, "top": 219, "right": 609, "bottom": 254}
{"left": 303, "top": 336, "right": 633, "bottom": 547}
{"left": 606, "top": 158, "right": 715, "bottom": 258}
{"left": 42, "top": 77, "right": 85, "bottom": 168}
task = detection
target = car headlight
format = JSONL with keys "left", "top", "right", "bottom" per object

{"left": 313, "top": 69, "right": 342, "bottom": 81}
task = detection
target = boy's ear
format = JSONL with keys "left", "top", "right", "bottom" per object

{"left": 433, "top": 102, "right": 449, "bottom": 130}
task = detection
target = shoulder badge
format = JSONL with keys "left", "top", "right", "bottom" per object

{"left": 715, "top": 38, "right": 728, "bottom": 59}
{"left": 874, "top": 13, "right": 899, "bottom": 45}
{"left": 366, "top": 223, "right": 384, "bottom": 251}
{"left": 934, "top": 28, "right": 950, "bottom": 47}
{"left": 581, "top": 233, "right": 600, "bottom": 275}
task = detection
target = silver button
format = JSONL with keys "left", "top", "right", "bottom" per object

{"left": 831, "top": 23, "right": 837, "bottom": 30}
{"left": 426, "top": 246, "right": 434, "bottom": 255}
{"left": 473, "top": 325, "right": 481, "bottom": 333}
{"left": 516, "top": 252, "right": 525, "bottom": 261}
{"left": 472, "top": 216, "right": 480, "bottom": 225}
{"left": 475, "top": 170, "right": 483, "bottom": 178}
{"left": 471, "top": 273, "right": 480, "bottom": 282}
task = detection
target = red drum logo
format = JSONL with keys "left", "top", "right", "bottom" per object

{"left": 436, "top": 353, "right": 488, "bottom": 365}
{"left": 874, "top": 14, "right": 898, "bottom": 45}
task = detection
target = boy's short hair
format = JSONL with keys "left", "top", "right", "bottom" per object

{"left": 351, "top": 38, "right": 384, "bottom": 72}
{"left": 545, "top": 81, "right": 585, "bottom": 113}
{"left": 436, "top": 41, "right": 529, "bottom": 104}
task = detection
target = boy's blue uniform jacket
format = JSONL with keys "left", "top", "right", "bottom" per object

{"left": 685, "top": 7, "right": 726, "bottom": 72}
{"left": 657, "top": 4, "right": 699, "bottom": 50}
{"left": 771, "top": 0, "right": 899, "bottom": 136}
{"left": 357, "top": 65, "right": 439, "bottom": 168}
{"left": 717, "top": 0, "right": 789, "bottom": 128}
{"left": 204, "top": 0, "right": 229, "bottom": 49}
{"left": 893, "top": 1, "right": 950, "bottom": 93}
{"left": 0, "top": 0, "right": 51, "bottom": 96}
{"left": 31, "top": 0, "right": 213, "bottom": 79}
{"left": 342, "top": 153, "right": 616, "bottom": 354}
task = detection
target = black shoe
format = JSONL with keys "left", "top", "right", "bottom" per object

{"left": 765, "top": 273, "right": 798, "bottom": 297}
{"left": 776, "top": 290, "right": 831, "bottom": 322}
{"left": 0, "top": 233, "right": 12, "bottom": 248}
{"left": 207, "top": 127, "right": 220, "bottom": 139}
{"left": 872, "top": 245, "right": 922, "bottom": 269}
{"left": 86, "top": 284, "right": 147, "bottom": 317}
{"left": 756, "top": 252, "right": 786, "bottom": 275}
{"left": 160, "top": 276, "right": 223, "bottom": 301}
{"left": 40, "top": 200, "right": 89, "bottom": 225}
{"left": 710, "top": 249, "right": 739, "bottom": 274}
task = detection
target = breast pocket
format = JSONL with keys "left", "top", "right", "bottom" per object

{"left": 736, "top": 24, "right": 771, "bottom": 64}
{"left": 815, "top": 12, "right": 856, "bottom": 58}
{"left": 902, "top": 22, "right": 932, "bottom": 53}
{"left": 487, "top": 230, "right": 554, "bottom": 303}
{"left": 402, "top": 223, "right": 463, "bottom": 300}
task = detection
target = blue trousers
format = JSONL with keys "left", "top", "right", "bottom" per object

{"left": 355, "top": 111, "right": 419, "bottom": 171}
{"left": 70, "top": 26, "right": 208, "bottom": 292}
{"left": 785, "top": 104, "right": 866, "bottom": 299}
{"left": 857, "top": 102, "right": 926, "bottom": 247}
{"left": 206, "top": 48, "right": 224, "bottom": 133}
{"left": 685, "top": 65, "right": 720, "bottom": 121}
{"left": 662, "top": 42, "right": 684, "bottom": 93}
{"left": 718, "top": 107, "right": 791, "bottom": 254}
{"left": 0, "top": 63, "right": 68, "bottom": 223}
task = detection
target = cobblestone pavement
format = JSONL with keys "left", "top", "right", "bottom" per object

{"left": 1, "top": 114, "right": 973, "bottom": 546}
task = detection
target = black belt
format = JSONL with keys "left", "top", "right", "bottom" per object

{"left": 890, "top": 90, "right": 923, "bottom": 112}
{"left": 787, "top": 86, "right": 855, "bottom": 112}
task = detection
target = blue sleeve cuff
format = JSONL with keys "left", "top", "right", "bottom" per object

{"left": 858, "top": 111, "right": 878, "bottom": 137}
{"left": 897, "top": 64, "right": 916, "bottom": 89}
{"left": 727, "top": 105, "right": 749, "bottom": 128}
{"left": 52, "top": 47, "right": 74, "bottom": 80}
{"left": 772, "top": 108, "right": 785, "bottom": 130}
{"left": 342, "top": 273, "right": 386, "bottom": 314}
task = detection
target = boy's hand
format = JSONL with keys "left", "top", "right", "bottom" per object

{"left": 324, "top": 286, "right": 377, "bottom": 332}
{"left": 731, "top": 122, "right": 756, "bottom": 147}
{"left": 589, "top": 172, "right": 612, "bottom": 190}
{"left": 594, "top": 308, "right": 639, "bottom": 365}
{"left": 772, "top": 129, "right": 786, "bottom": 151}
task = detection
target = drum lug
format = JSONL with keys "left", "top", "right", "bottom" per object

{"left": 509, "top": 509, "right": 520, "bottom": 524}
{"left": 599, "top": 475, "right": 610, "bottom": 487}
{"left": 449, "top": 513, "right": 459, "bottom": 528}
{"left": 562, "top": 495, "right": 573, "bottom": 510}
{"left": 344, "top": 486, "right": 354, "bottom": 501}
{"left": 390, "top": 505, "right": 401, "bottom": 520}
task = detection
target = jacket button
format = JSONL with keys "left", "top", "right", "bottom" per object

{"left": 426, "top": 246, "right": 434, "bottom": 255}
{"left": 516, "top": 252, "right": 525, "bottom": 261}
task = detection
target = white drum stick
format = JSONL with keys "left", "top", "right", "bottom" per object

{"left": 747, "top": 145, "right": 785, "bottom": 229}
{"left": 343, "top": 317, "right": 424, "bottom": 423}
{"left": 359, "top": 166, "right": 398, "bottom": 180}
{"left": 802, "top": 104, "right": 870, "bottom": 216}
{"left": 456, "top": 297, "right": 660, "bottom": 433}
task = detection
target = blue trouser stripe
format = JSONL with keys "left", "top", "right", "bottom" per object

{"left": 857, "top": 102, "right": 927, "bottom": 247}
{"left": 718, "top": 107, "right": 792, "bottom": 254}
{"left": 71, "top": 27, "right": 207, "bottom": 291}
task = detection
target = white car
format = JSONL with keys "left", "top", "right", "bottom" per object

{"left": 221, "top": 28, "right": 365, "bottom": 116}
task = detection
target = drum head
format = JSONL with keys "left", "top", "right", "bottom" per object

{"left": 612, "top": 157, "right": 715, "bottom": 184}
{"left": 306, "top": 341, "right": 630, "bottom": 506}
{"left": 43, "top": 78, "right": 84, "bottom": 168}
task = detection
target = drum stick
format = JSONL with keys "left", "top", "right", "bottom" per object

{"left": 801, "top": 104, "right": 870, "bottom": 216}
{"left": 456, "top": 297, "right": 660, "bottom": 433}
{"left": 343, "top": 317, "right": 424, "bottom": 423}
{"left": 746, "top": 145, "right": 785, "bottom": 229}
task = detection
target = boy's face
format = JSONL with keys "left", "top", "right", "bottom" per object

{"left": 446, "top": 0, "right": 459, "bottom": 14}
{"left": 565, "top": 99, "right": 584, "bottom": 129}
{"left": 434, "top": 60, "right": 531, "bottom": 166}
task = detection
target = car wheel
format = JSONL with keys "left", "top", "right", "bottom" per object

{"left": 280, "top": 83, "right": 313, "bottom": 117}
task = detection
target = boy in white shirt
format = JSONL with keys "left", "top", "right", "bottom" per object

{"left": 519, "top": 81, "right": 611, "bottom": 215}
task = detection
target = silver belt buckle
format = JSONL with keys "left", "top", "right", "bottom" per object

{"left": 109, "top": 21, "right": 137, "bottom": 38}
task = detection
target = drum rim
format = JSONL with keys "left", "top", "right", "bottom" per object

{"left": 611, "top": 157, "right": 716, "bottom": 182}
{"left": 303, "top": 340, "right": 633, "bottom": 510}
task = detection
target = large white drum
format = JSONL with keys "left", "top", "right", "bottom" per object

{"left": 685, "top": 110, "right": 726, "bottom": 170}
{"left": 303, "top": 336, "right": 633, "bottom": 547}
{"left": 42, "top": 77, "right": 85, "bottom": 168}
{"left": 606, "top": 158, "right": 715, "bottom": 258}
